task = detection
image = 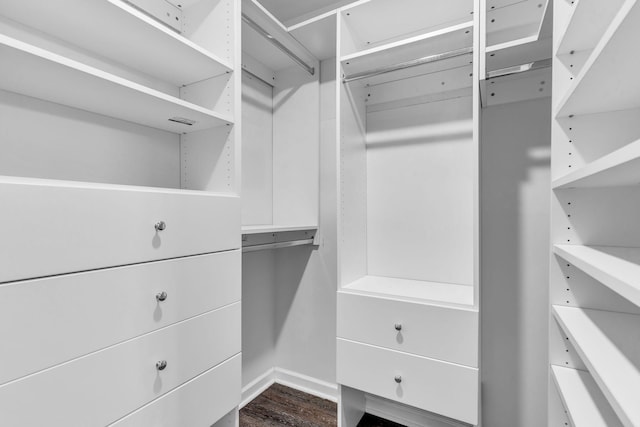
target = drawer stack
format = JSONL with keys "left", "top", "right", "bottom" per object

{"left": 337, "top": 291, "right": 479, "bottom": 425}
{"left": 0, "top": 180, "right": 241, "bottom": 426}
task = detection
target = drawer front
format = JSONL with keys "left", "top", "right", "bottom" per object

{"left": 0, "top": 251, "right": 240, "bottom": 385}
{"left": 337, "top": 338, "right": 478, "bottom": 425}
{"left": 0, "top": 303, "right": 240, "bottom": 427}
{"left": 337, "top": 292, "right": 478, "bottom": 367}
{"left": 0, "top": 180, "right": 240, "bottom": 283}
{"left": 111, "top": 354, "right": 241, "bottom": 427}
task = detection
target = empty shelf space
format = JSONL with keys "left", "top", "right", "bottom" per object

{"left": 556, "top": 0, "right": 627, "bottom": 55}
{"left": 0, "top": 0, "right": 232, "bottom": 86}
{"left": 553, "top": 139, "right": 640, "bottom": 188}
{"left": 340, "top": 0, "right": 473, "bottom": 56}
{"left": 551, "top": 365, "right": 623, "bottom": 427}
{"left": 0, "top": 35, "right": 233, "bottom": 134}
{"left": 556, "top": 1, "right": 640, "bottom": 117}
{"left": 552, "top": 305, "right": 640, "bottom": 427}
{"left": 241, "top": 225, "right": 318, "bottom": 235}
{"left": 486, "top": 0, "right": 549, "bottom": 47}
{"left": 341, "top": 275, "right": 474, "bottom": 306}
{"left": 554, "top": 245, "right": 640, "bottom": 307}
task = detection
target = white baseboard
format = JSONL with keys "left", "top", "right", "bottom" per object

{"left": 365, "top": 394, "right": 470, "bottom": 427}
{"left": 241, "top": 367, "right": 338, "bottom": 407}
{"left": 240, "top": 368, "right": 275, "bottom": 408}
{"left": 274, "top": 367, "right": 338, "bottom": 403}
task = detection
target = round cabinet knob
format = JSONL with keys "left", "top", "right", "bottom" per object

{"left": 394, "top": 323, "right": 402, "bottom": 331}
{"left": 156, "top": 291, "right": 168, "bottom": 302}
{"left": 156, "top": 360, "right": 168, "bottom": 371}
{"left": 394, "top": 375, "right": 402, "bottom": 384}
{"left": 154, "top": 221, "right": 167, "bottom": 231}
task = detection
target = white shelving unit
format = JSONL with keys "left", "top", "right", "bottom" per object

{"left": 336, "top": 1, "right": 480, "bottom": 425}
{"left": 0, "top": 0, "right": 242, "bottom": 424}
{"left": 550, "top": 1, "right": 640, "bottom": 425}
{"left": 553, "top": 306, "right": 640, "bottom": 427}
{"left": 551, "top": 365, "right": 622, "bottom": 427}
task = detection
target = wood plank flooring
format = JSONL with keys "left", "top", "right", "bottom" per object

{"left": 239, "top": 383, "right": 405, "bottom": 427}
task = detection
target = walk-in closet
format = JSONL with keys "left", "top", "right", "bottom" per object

{"left": 0, "top": 0, "right": 638, "bottom": 426}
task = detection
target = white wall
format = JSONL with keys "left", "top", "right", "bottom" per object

{"left": 480, "top": 96, "right": 551, "bottom": 427}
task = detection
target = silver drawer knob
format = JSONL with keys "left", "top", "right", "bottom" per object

{"left": 154, "top": 221, "right": 167, "bottom": 231}
{"left": 156, "top": 360, "right": 168, "bottom": 371}
{"left": 156, "top": 291, "right": 168, "bottom": 302}
{"left": 394, "top": 323, "right": 402, "bottom": 331}
{"left": 395, "top": 375, "right": 402, "bottom": 384}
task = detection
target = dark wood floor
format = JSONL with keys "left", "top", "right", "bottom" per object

{"left": 239, "top": 383, "right": 405, "bottom": 427}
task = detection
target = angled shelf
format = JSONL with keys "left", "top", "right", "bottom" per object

{"left": 0, "top": 34, "right": 233, "bottom": 134}
{"left": 0, "top": 0, "right": 233, "bottom": 86}
{"left": 341, "top": 275, "right": 474, "bottom": 307}
{"left": 556, "top": 1, "right": 640, "bottom": 117}
{"left": 553, "top": 306, "right": 640, "bottom": 427}
{"left": 486, "top": 0, "right": 549, "bottom": 47}
{"left": 553, "top": 139, "right": 640, "bottom": 189}
{"left": 340, "top": 0, "right": 473, "bottom": 56}
{"left": 551, "top": 365, "right": 623, "bottom": 427}
{"left": 554, "top": 245, "right": 640, "bottom": 307}
{"left": 556, "top": 0, "right": 627, "bottom": 56}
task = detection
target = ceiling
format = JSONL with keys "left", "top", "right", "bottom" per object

{"left": 256, "top": 0, "right": 351, "bottom": 25}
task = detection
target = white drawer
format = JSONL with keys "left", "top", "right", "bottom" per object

{"left": 0, "top": 303, "right": 240, "bottom": 427}
{"left": 0, "top": 250, "right": 240, "bottom": 385}
{"left": 337, "top": 291, "right": 478, "bottom": 367}
{"left": 0, "top": 178, "right": 240, "bottom": 283}
{"left": 111, "top": 354, "right": 241, "bottom": 427}
{"left": 337, "top": 338, "right": 478, "bottom": 425}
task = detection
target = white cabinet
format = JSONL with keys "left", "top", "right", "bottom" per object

{"left": 0, "top": 0, "right": 242, "bottom": 424}
{"left": 336, "top": 0, "right": 481, "bottom": 425}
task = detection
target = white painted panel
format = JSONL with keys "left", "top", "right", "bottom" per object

{"left": 273, "top": 66, "right": 320, "bottom": 227}
{"left": 289, "top": 12, "right": 337, "bottom": 61}
{"left": 241, "top": 72, "right": 274, "bottom": 225}
{"left": 181, "top": 0, "right": 236, "bottom": 63}
{"left": 0, "top": 90, "right": 179, "bottom": 189}
{"left": 337, "top": 339, "right": 478, "bottom": 425}
{"left": 112, "top": 354, "right": 241, "bottom": 427}
{"left": 181, "top": 126, "right": 237, "bottom": 193}
{"left": 337, "top": 291, "right": 478, "bottom": 366}
{"left": 0, "top": 251, "right": 239, "bottom": 385}
{"left": 366, "top": 96, "right": 474, "bottom": 285}
{"left": 0, "top": 305, "right": 241, "bottom": 426}
{"left": 0, "top": 177, "right": 240, "bottom": 283}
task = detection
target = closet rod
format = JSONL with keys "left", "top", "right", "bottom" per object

{"left": 486, "top": 58, "right": 551, "bottom": 79}
{"left": 242, "top": 238, "right": 315, "bottom": 253}
{"left": 241, "top": 13, "right": 315, "bottom": 76}
{"left": 342, "top": 46, "right": 473, "bottom": 84}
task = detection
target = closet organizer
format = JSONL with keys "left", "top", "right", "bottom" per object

{"left": 0, "top": 0, "right": 242, "bottom": 425}
{"left": 335, "top": 1, "right": 481, "bottom": 425}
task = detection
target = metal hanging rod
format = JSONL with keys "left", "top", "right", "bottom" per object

{"left": 242, "top": 238, "right": 315, "bottom": 253}
{"left": 241, "top": 13, "right": 315, "bottom": 76}
{"left": 342, "top": 46, "right": 473, "bottom": 84}
{"left": 486, "top": 58, "right": 552, "bottom": 80}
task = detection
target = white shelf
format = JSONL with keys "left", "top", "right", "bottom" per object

{"left": 0, "top": 34, "right": 233, "bottom": 134}
{"left": 551, "top": 365, "right": 623, "bottom": 427}
{"left": 289, "top": 11, "right": 337, "bottom": 61}
{"left": 486, "top": 0, "right": 549, "bottom": 47}
{"left": 0, "top": 0, "right": 232, "bottom": 86}
{"left": 553, "top": 305, "right": 640, "bottom": 427}
{"left": 552, "top": 139, "right": 640, "bottom": 189}
{"left": 556, "top": 0, "right": 627, "bottom": 56}
{"left": 340, "top": 0, "right": 473, "bottom": 56}
{"left": 341, "top": 22, "right": 473, "bottom": 77}
{"left": 556, "top": 1, "right": 640, "bottom": 117}
{"left": 342, "top": 275, "right": 474, "bottom": 307}
{"left": 554, "top": 245, "right": 640, "bottom": 307}
{"left": 241, "top": 225, "right": 318, "bottom": 235}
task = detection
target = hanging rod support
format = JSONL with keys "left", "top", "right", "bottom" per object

{"left": 342, "top": 46, "right": 473, "bottom": 84}
{"left": 241, "top": 13, "right": 315, "bottom": 76}
{"left": 485, "top": 58, "right": 552, "bottom": 80}
{"left": 242, "top": 238, "right": 315, "bottom": 253}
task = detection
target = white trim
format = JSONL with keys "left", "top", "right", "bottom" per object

{"left": 274, "top": 368, "right": 339, "bottom": 403}
{"left": 365, "top": 394, "right": 470, "bottom": 427}
{"left": 240, "top": 368, "right": 275, "bottom": 408}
